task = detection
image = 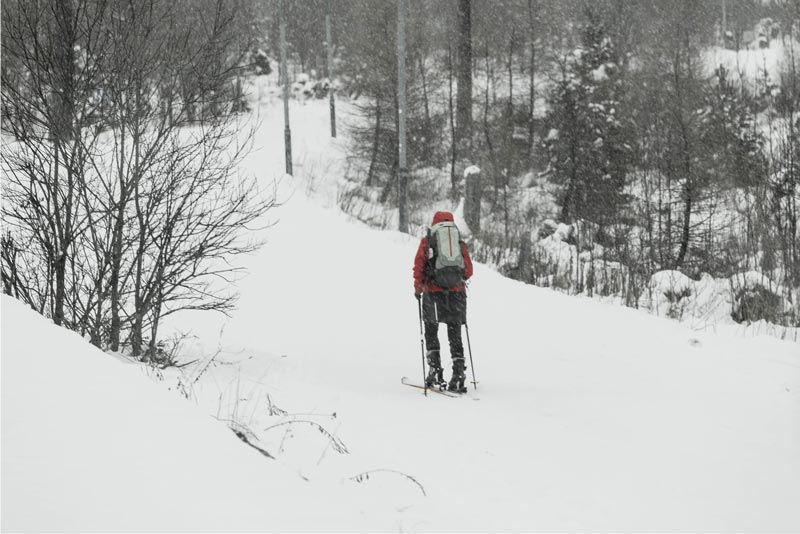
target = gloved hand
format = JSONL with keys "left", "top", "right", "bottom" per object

{"left": 415, "top": 293, "right": 421, "bottom": 301}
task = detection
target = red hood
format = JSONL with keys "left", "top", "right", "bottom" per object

{"left": 432, "top": 211, "right": 454, "bottom": 225}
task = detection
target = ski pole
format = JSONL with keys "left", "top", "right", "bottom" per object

{"left": 417, "top": 296, "right": 428, "bottom": 396}
{"left": 463, "top": 283, "right": 477, "bottom": 390}
{"left": 465, "top": 320, "right": 477, "bottom": 390}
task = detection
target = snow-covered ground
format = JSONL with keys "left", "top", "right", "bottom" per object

{"left": 3, "top": 96, "right": 800, "bottom": 531}
{"left": 704, "top": 38, "right": 800, "bottom": 91}
{"left": 1, "top": 296, "right": 388, "bottom": 532}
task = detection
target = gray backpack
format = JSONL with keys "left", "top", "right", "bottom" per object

{"left": 427, "top": 221, "right": 466, "bottom": 288}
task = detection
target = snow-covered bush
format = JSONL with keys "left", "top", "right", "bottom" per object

{"left": 251, "top": 49, "right": 272, "bottom": 76}
{"left": 649, "top": 270, "right": 695, "bottom": 320}
{"left": 732, "top": 285, "right": 784, "bottom": 323}
{"left": 729, "top": 272, "right": 786, "bottom": 324}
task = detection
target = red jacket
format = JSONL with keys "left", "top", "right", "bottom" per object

{"left": 413, "top": 211, "right": 473, "bottom": 294}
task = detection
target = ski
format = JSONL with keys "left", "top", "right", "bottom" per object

{"left": 401, "top": 377, "right": 460, "bottom": 397}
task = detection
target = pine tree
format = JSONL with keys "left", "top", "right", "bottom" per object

{"left": 543, "top": 19, "right": 633, "bottom": 227}
{"left": 700, "top": 66, "right": 764, "bottom": 190}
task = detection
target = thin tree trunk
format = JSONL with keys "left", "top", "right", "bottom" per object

{"left": 676, "top": 181, "right": 692, "bottom": 268}
{"left": 53, "top": 251, "right": 67, "bottom": 326}
{"left": 675, "top": 34, "right": 694, "bottom": 270}
{"left": 52, "top": 144, "right": 66, "bottom": 326}
{"left": 132, "top": 125, "right": 145, "bottom": 358}
{"left": 419, "top": 56, "right": 432, "bottom": 162}
{"left": 109, "top": 127, "right": 126, "bottom": 352}
{"left": 483, "top": 50, "right": 498, "bottom": 195}
{"left": 447, "top": 44, "right": 457, "bottom": 195}
{"left": 396, "top": 0, "right": 408, "bottom": 233}
{"left": 528, "top": 0, "right": 537, "bottom": 164}
{"left": 366, "top": 101, "right": 381, "bottom": 187}
{"left": 51, "top": 0, "right": 77, "bottom": 326}
{"left": 456, "top": 0, "right": 473, "bottom": 153}
{"left": 506, "top": 31, "right": 514, "bottom": 183}
{"left": 148, "top": 301, "right": 162, "bottom": 360}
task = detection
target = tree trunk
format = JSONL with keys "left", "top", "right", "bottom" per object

{"left": 132, "top": 311, "right": 144, "bottom": 358}
{"left": 366, "top": 101, "right": 381, "bottom": 187}
{"left": 109, "top": 128, "right": 126, "bottom": 352}
{"left": 51, "top": 0, "right": 77, "bottom": 326}
{"left": 676, "top": 181, "right": 692, "bottom": 268}
{"left": 419, "top": 56, "right": 432, "bottom": 162}
{"left": 561, "top": 114, "right": 579, "bottom": 222}
{"left": 465, "top": 167, "right": 482, "bottom": 235}
{"left": 482, "top": 51, "right": 498, "bottom": 212}
{"left": 456, "top": 0, "right": 473, "bottom": 153}
{"left": 447, "top": 44, "right": 457, "bottom": 195}
{"left": 503, "top": 176, "right": 509, "bottom": 247}
{"left": 109, "top": 202, "right": 125, "bottom": 351}
{"left": 132, "top": 127, "right": 145, "bottom": 358}
{"left": 396, "top": 0, "right": 408, "bottom": 233}
{"left": 53, "top": 252, "right": 67, "bottom": 327}
{"left": 506, "top": 32, "right": 514, "bottom": 180}
{"left": 528, "top": 0, "right": 537, "bottom": 165}
{"left": 148, "top": 302, "right": 162, "bottom": 361}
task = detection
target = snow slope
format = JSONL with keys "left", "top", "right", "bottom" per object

{"left": 3, "top": 97, "right": 800, "bottom": 531}
{"left": 166, "top": 100, "right": 800, "bottom": 530}
{"left": 704, "top": 40, "right": 799, "bottom": 87}
{"left": 1, "top": 296, "right": 393, "bottom": 532}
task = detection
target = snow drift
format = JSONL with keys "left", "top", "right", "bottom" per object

{"left": 0, "top": 295, "right": 373, "bottom": 532}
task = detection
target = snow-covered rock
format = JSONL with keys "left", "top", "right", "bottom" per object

{"left": 648, "top": 270, "right": 695, "bottom": 319}
{"left": 463, "top": 165, "right": 481, "bottom": 178}
{"left": 650, "top": 270, "right": 694, "bottom": 297}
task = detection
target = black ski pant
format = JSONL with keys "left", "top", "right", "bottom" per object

{"left": 424, "top": 321, "right": 464, "bottom": 366}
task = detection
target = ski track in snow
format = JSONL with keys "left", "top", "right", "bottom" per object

{"left": 3, "top": 96, "right": 799, "bottom": 531}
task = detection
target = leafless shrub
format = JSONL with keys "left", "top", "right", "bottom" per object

{"left": 2, "top": 0, "right": 276, "bottom": 360}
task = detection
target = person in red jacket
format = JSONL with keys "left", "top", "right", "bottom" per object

{"left": 413, "top": 211, "right": 473, "bottom": 392}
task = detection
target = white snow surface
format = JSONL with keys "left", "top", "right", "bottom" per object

{"left": 1, "top": 297, "right": 381, "bottom": 532}
{"left": 3, "top": 97, "right": 800, "bottom": 531}
{"left": 650, "top": 270, "right": 695, "bottom": 296}
{"left": 703, "top": 39, "right": 800, "bottom": 88}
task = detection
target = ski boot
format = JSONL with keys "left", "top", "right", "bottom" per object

{"left": 447, "top": 357, "right": 468, "bottom": 393}
{"left": 425, "top": 350, "right": 446, "bottom": 389}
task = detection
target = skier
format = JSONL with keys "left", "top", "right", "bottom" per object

{"left": 413, "top": 211, "right": 473, "bottom": 393}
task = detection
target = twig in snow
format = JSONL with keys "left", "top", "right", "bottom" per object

{"left": 285, "top": 411, "right": 337, "bottom": 419}
{"left": 266, "top": 394, "right": 288, "bottom": 416}
{"left": 316, "top": 421, "right": 342, "bottom": 466}
{"left": 349, "top": 469, "right": 427, "bottom": 497}
{"left": 192, "top": 348, "right": 221, "bottom": 385}
{"left": 219, "top": 418, "right": 274, "bottom": 459}
{"left": 263, "top": 420, "right": 349, "bottom": 454}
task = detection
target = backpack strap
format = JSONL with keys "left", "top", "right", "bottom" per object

{"left": 425, "top": 228, "right": 435, "bottom": 280}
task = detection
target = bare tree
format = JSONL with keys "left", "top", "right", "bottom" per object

{"left": 2, "top": 0, "right": 274, "bottom": 359}
{"left": 2, "top": 0, "right": 111, "bottom": 326}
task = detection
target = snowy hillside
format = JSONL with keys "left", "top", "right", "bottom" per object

{"left": 3, "top": 96, "right": 800, "bottom": 531}
{"left": 0, "top": 296, "right": 395, "bottom": 532}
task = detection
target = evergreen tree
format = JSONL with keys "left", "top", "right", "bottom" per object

{"left": 700, "top": 66, "right": 765, "bottom": 190}
{"left": 543, "top": 19, "right": 633, "bottom": 227}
